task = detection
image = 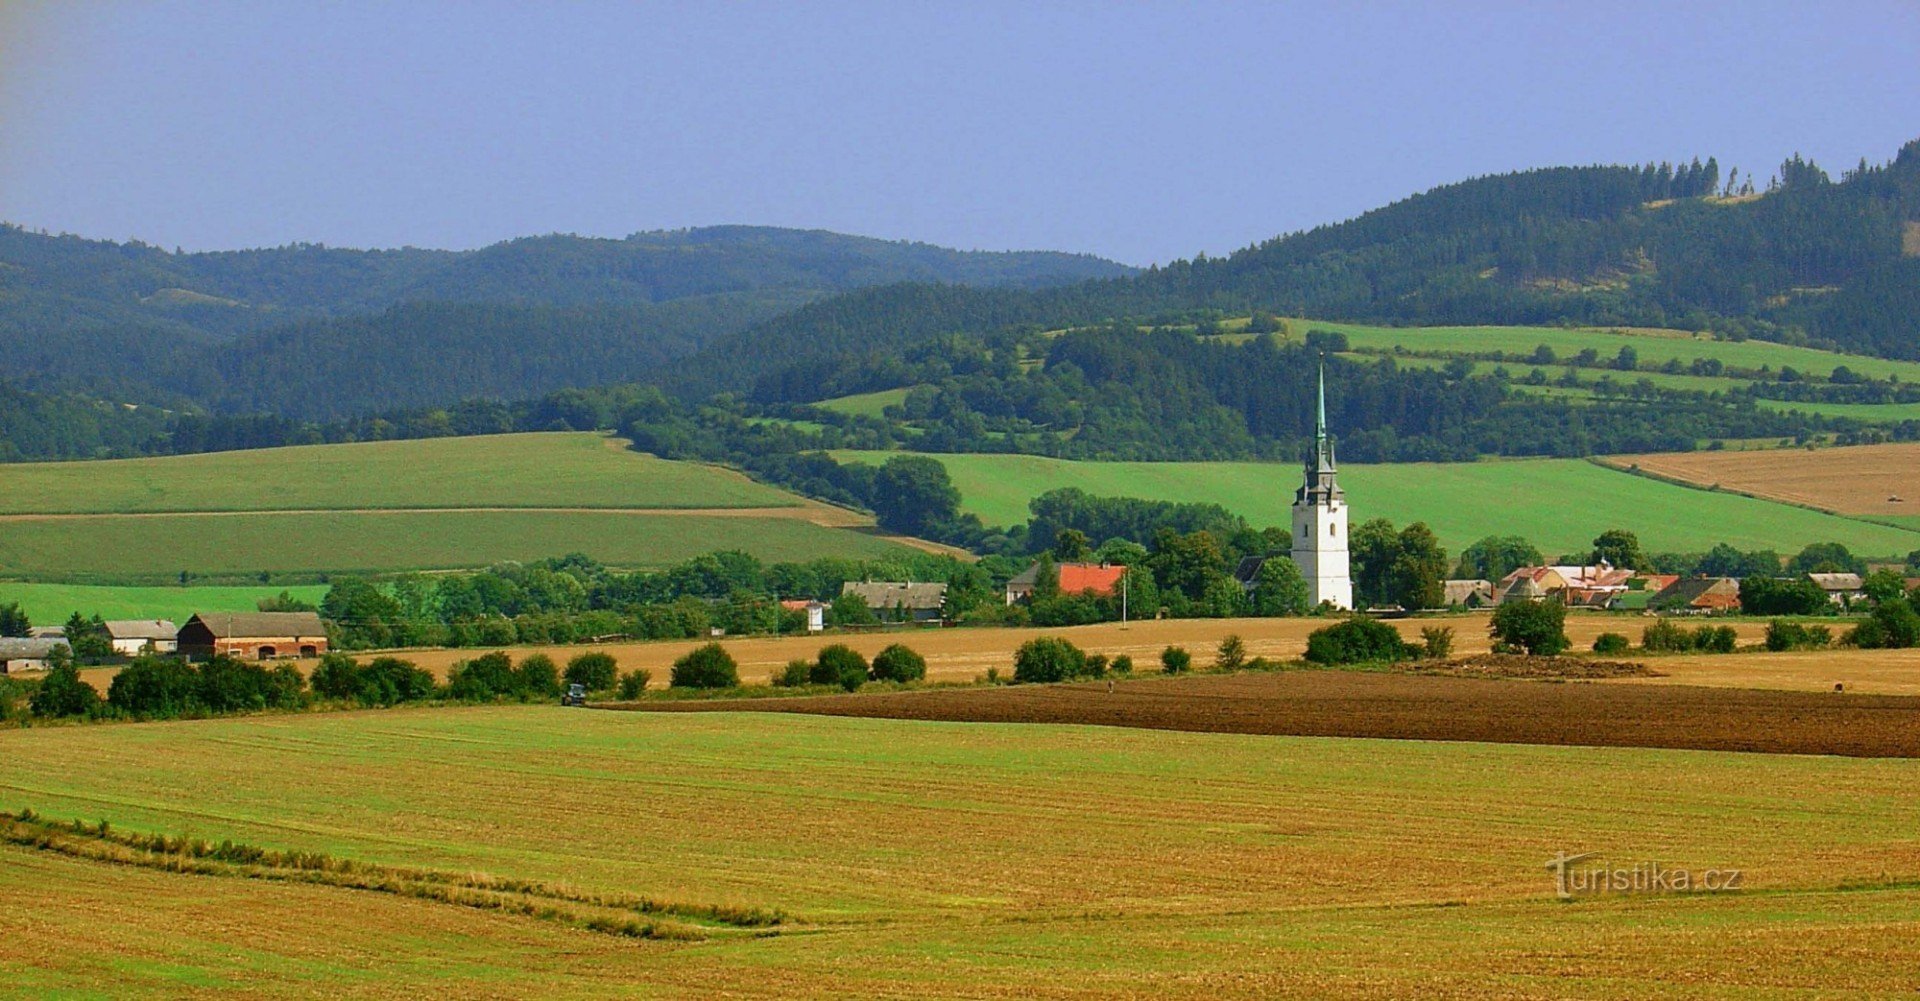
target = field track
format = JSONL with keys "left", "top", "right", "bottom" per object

{"left": 621, "top": 670, "right": 1920, "bottom": 758}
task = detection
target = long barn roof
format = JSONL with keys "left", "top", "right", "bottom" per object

{"left": 182, "top": 611, "right": 326, "bottom": 638}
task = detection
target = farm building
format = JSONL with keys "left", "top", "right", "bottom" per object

{"left": 1441, "top": 579, "right": 1494, "bottom": 608}
{"left": 1807, "top": 572, "right": 1865, "bottom": 606}
{"left": 26, "top": 625, "right": 65, "bottom": 640}
{"left": 103, "top": 619, "right": 178, "bottom": 656}
{"left": 1647, "top": 577, "right": 1742, "bottom": 614}
{"left": 176, "top": 611, "right": 328, "bottom": 661}
{"left": 1005, "top": 562, "right": 1128, "bottom": 605}
{"left": 1493, "top": 563, "right": 1634, "bottom": 606}
{"left": 779, "top": 599, "right": 827, "bottom": 633}
{"left": 0, "top": 637, "right": 70, "bottom": 673}
{"left": 841, "top": 581, "right": 947, "bottom": 623}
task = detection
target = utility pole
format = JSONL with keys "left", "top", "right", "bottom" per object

{"left": 1121, "top": 571, "right": 1129, "bottom": 630}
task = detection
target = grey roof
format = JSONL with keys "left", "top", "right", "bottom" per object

{"left": 0, "top": 637, "right": 70, "bottom": 659}
{"left": 104, "top": 619, "right": 177, "bottom": 640}
{"left": 182, "top": 611, "right": 326, "bottom": 638}
{"left": 1807, "top": 572, "right": 1864, "bottom": 591}
{"left": 1233, "top": 557, "right": 1268, "bottom": 585}
{"left": 841, "top": 581, "right": 947, "bottom": 610}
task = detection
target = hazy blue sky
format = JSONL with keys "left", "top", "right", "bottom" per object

{"left": 2, "top": 1, "right": 1915, "bottom": 265}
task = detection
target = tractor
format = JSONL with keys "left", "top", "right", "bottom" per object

{"left": 561, "top": 683, "right": 588, "bottom": 707}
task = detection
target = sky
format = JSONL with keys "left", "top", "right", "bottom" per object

{"left": 1, "top": 1, "right": 1916, "bottom": 266}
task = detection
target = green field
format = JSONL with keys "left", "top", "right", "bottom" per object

{"left": 815, "top": 386, "right": 911, "bottom": 418}
{"left": 836, "top": 450, "right": 1920, "bottom": 556}
{"left": 0, "top": 582, "right": 329, "bottom": 624}
{"left": 1, "top": 706, "right": 1915, "bottom": 997}
{"left": 0, "top": 432, "right": 796, "bottom": 514}
{"left": 0, "top": 510, "right": 909, "bottom": 580}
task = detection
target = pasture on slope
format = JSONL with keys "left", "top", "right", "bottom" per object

{"left": 0, "top": 433, "right": 916, "bottom": 582}
{"left": 0, "top": 581, "right": 328, "bottom": 624}
{"left": 1, "top": 707, "right": 1916, "bottom": 997}
{"left": 834, "top": 450, "right": 1920, "bottom": 557}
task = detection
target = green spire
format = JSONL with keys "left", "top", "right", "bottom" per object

{"left": 1316, "top": 358, "right": 1327, "bottom": 443}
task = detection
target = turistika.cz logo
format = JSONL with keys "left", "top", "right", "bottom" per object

{"left": 1544, "top": 852, "right": 1743, "bottom": 900}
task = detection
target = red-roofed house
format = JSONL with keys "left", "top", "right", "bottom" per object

{"left": 1005, "top": 562, "right": 1128, "bottom": 605}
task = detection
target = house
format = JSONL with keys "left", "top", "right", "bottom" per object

{"left": 1807, "top": 572, "right": 1865, "bottom": 606}
{"left": 103, "top": 619, "right": 178, "bottom": 656}
{"left": 1647, "top": 577, "right": 1742, "bottom": 614}
{"left": 26, "top": 625, "right": 66, "bottom": 640}
{"left": 1005, "top": 562, "right": 1128, "bottom": 605}
{"left": 1494, "top": 563, "right": 1634, "bottom": 607}
{"left": 780, "top": 599, "right": 827, "bottom": 633}
{"left": 0, "top": 637, "right": 70, "bottom": 673}
{"left": 1441, "top": 579, "right": 1494, "bottom": 608}
{"left": 176, "top": 611, "right": 328, "bottom": 661}
{"left": 841, "top": 582, "right": 947, "bottom": 624}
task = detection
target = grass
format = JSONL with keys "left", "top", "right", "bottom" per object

{"left": 0, "top": 432, "right": 798, "bottom": 514}
{"left": 0, "top": 511, "right": 912, "bottom": 580}
{"left": 815, "top": 386, "right": 912, "bottom": 418}
{"left": 833, "top": 450, "right": 1920, "bottom": 556}
{"left": 0, "top": 582, "right": 329, "bottom": 624}
{"left": 0, "top": 706, "right": 1916, "bottom": 996}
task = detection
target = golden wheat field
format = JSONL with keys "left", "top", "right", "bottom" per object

{"left": 1606, "top": 442, "right": 1920, "bottom": 516}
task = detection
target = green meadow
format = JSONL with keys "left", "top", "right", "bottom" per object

{"left": 835, "top": 450, "right": 1920, "bottom": 557}
{"left": 1, "top": 707, "right": 1915, "bottom": 997}
{"left": 0, "top": 582, "right": 329, "bottom": 624}
{"left": 0, "top": 432, "right": 796, "bottom": 514}
{"left": 815, "top": 386, "right": 911, "bottom": 418}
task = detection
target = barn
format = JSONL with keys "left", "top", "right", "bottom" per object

{"left": 176, "top": 611, "right": 329, "bottom": 661}
{"left": 103, "top": 619, "right": 179, "bottom": 656}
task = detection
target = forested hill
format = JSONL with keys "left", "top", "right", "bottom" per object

{"left": 681, "top": 140, "right": 1920, "bottom": 398}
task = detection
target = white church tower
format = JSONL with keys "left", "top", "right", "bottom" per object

{"left": 1290, "top": 362, "right": 1353, "bottom": 610}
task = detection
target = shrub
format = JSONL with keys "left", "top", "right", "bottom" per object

{"left": 775, "top": 659, "right": 812, "bottom": 688}
{"left": 309, "top": 653, "right": 362, "bottom": 701}
{"left": 1765, "top": 619, "right": 1832, "bottom": 651}
{"left": 1847, "top": 598, "right": 1920, "bottom": 649}
{"left": 870, "top": 644, "right": 927, "bottom": 683}
{"left": 1084, "top": 653, "right": 1109, "bottom": 678}
{"left": 1304, "top": 618, "right": 1412, "bottom": 665}
{"left": 1110, "top": 654, "right": 1134, "bottom": 675}
{"left": 564, "top": 652, "right": 619, "bottom": 692}
{"left": 1014, "top": 637, "right": 1088, "bottom": 683}
{"left": 1160, "top": 646, "right": 1192, "bottom": 675}
{"left": 29, "top": 664, "right": 99, "bottom": 718}
{"left": 108, "top": 657, "right": 201, "bottom": 716}
{"left": 812, "top": 644, "right": 868, "bottom": 690}
{"left": 448, "top": 651, "right": 517, "bottom": 700}
{"left": 671, "top": 643, "right": 739, "bottom": 689}
{"left": 515, "top": 654, "right": 562, "bottom": 698}
{"left": 1692, "top": 625, "right": 1738, "bottom": 654}
{"left": 1592, "top": 632, "right": 1630, "bottom": 655}
{"left": 199, "top": 656, "right": 302, "bottom": 713}
{"left": 1640, "top": 619, "right": 1691, "bottom": 652}
{"left": 1420, "top": 625, "right": 1455, "bottom": 660}
{"left": 616, "top": 669, "right": 651, "bottom": 699}
{"left": 1490, "top": 600, "right": 1569, "bottom": 656}
{"left": 1215, "top": 634, "right": 1247, "bottom": 671}
{"left": 359, "top": 657, "right": 436, "bottom": 705}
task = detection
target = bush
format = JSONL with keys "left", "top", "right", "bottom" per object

{"left": 108, "top": 657, "right": 201, "bottom": 716}
{"left": 1592, "top": 632, "right": 1630, "bottom": 655}
{"left": 1110, "top": 654, "right": 1134, "bottom": 675}
{"left": 358, "top": 657, "right": 436, "bottom": 705}
{"left": 774, "top": 659, "right": 812, "bottom": 687}
{"left": 1215, "top": 634, "right": 1247, "bottom": 671}
{"left": 1014, "top": 637, "right": 1088, "bottom": 683}
{"left": 309, "top": 653, "right": 362, "bottom": 701}
{"left": 1490, "top": 600, "right": 1569, "bottom": 656}
{"left": 515, "top": 654, "right": 562, "bottom": 698}
{"left": 1693, "top": 625, "right": 1739, "bottom": 654}
{"left": 870, "top": 644, "right": 927, "bottom": 683}
{"left": 29, "top": 664, "right": 99, "bottom": 718}
{"left": 565, "top": 652, "right": 619, "bottom": 692}
{"left": 1765, "top": 619, "right": 1833, "bottom": 651}
{"left": 199, "top": 656, "right": 303, "bottom": 713}
{"left": 1304, "top": 618, "right": 1412, "bottom": 665}
{"left": 616, "top": 669, "right": 651, "bottom": 699}
{"left": 1847, "top": 598, "right": 1920, "bottom": 649}
{"left": 448, "top": 652, "right": 517, "bottom": 700}
{"left": 812, "top": 644, "right": 869, "bottom": 691}
{"left": 1160, "top": 645, "right": 1192, "bottom": 675}
{"left": 1084, "top": 653, "right": 1109, "bottom": 678}
{"left": 1640, "top": 619, "right": 1691, "bottom": 652}
{"left": 671, "top": 643, "right": 739, "bottom": 689}
{"left": 1421, "top": 625, "right": 1455, "bottom": 659}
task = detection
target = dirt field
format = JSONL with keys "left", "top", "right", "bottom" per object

{"left": 625, "top": 669, "right": 1920, "bottom": 757}
{"left": 1605, "top": 442, "right": 1920, "bottom": 515}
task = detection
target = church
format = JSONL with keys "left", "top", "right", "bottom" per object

{"left": 1290, "top": 364, "right": 1354, "bottom": 609}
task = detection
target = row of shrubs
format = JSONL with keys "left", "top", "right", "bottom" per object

{"left": 666, "top": 641, "right": 934, "bottom": 693}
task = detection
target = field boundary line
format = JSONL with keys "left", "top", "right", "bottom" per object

{"left": 1584, "top": 456, "right": 1920, "bottom": 548}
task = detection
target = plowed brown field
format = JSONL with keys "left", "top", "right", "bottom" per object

{"left": 622, "top": 670, "right": 1920, "bottom": 757}
{"left": 1605, "top": 442, "right": 1920, "bottom": 515}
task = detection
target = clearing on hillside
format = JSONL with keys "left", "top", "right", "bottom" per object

{"left": 0, "top": 582, "right": 329, "bottom": 624}
{"left": 2, "top": 708, "right": 1916, "bottom": 997}
{"left": 835, "top": 450, "right": 1920, "bottom": 556}
{"left": 1604, "top": 442, "right": 1920, "bottom": 517}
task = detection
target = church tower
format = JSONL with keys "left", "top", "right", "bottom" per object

{"left": 1290, "top": 362, "right": 1353, "bottom": 610}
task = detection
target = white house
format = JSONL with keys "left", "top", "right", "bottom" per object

{"left": 0, "top": 637, "right": 70, "bottom": 674}
{"left": 104, "top": 619, "right": 178, "bottom": 656}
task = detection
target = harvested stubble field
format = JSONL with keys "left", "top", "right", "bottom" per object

{"left": 1606, "top": 442, "right": 1920, "bottom": 517}
{"left": 629, "top": 670, "right": 1920, "bottom": 758}
{"left": 3, "top": 706, "right": 1918, "bottom": 997}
